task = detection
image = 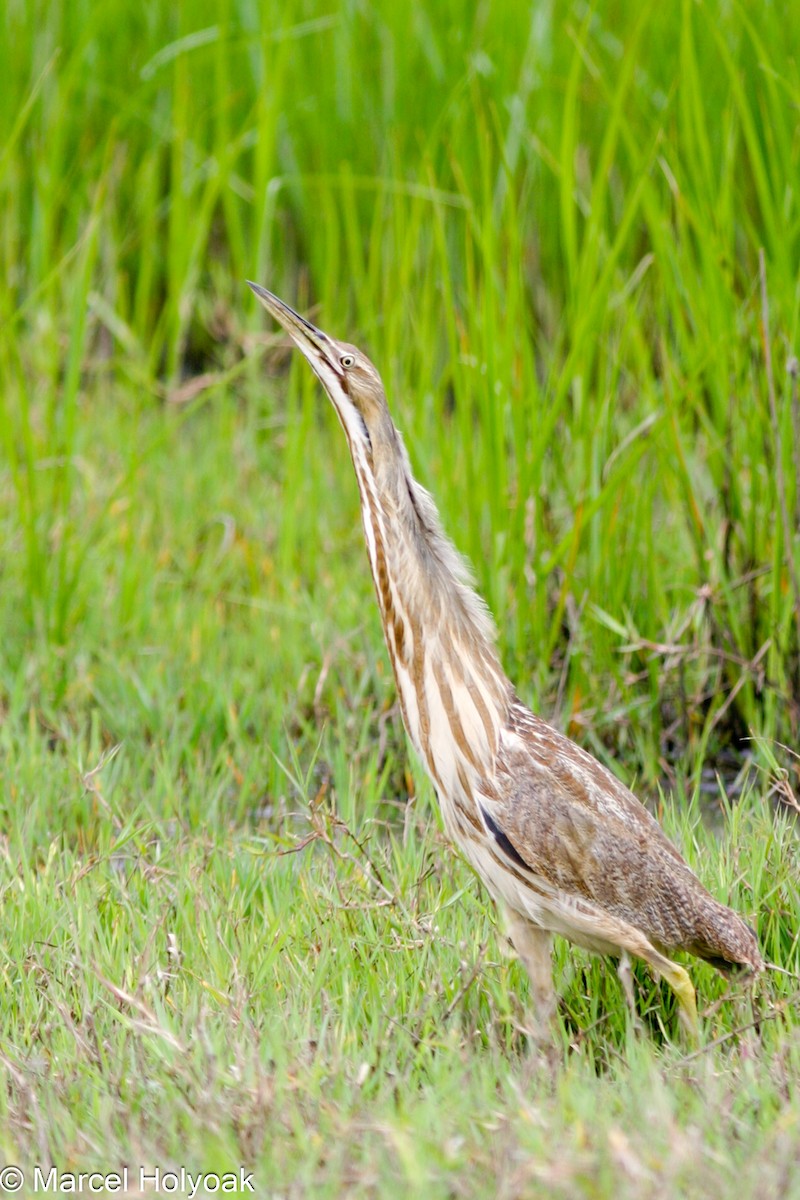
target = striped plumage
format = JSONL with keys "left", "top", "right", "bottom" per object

{"left": 248, "top": 282, "right": 762, "bottom": 1038}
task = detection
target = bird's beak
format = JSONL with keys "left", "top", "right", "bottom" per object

{"left": 246, "top": 281, "right": 335, "bottom": 366}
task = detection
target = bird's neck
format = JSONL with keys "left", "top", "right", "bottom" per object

{"left": 350, "top": 428, "right": 512, "bottom": 798}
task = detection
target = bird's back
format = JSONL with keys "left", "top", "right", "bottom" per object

{"left": 477, "top": 699, "right": 762, "bottom": 973}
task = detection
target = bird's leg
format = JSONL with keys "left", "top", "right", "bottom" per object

{"left": 661, "top": 961, "right": 698, "bottom": 1040}
{"left": 637, "top": 947, "right": 698, "bottom": 1041}
{"left": 617, "top": 950, "right": 642, "bottom": 1034}
{"left": 504, "top": 909, "right": 556, "bottom": 1040}
{"left": 596, "top": 917, "right": 699, "bottom": 1043}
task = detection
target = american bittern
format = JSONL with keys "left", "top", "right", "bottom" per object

{"left": 248, "top": 281, "right": 762, "bottom": 1038}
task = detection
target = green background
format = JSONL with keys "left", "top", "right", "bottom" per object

{"left": 1, "top": 2, "right": 799, "bottom": 1195}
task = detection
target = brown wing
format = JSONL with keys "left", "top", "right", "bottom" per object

{"left": 482, "top": 703, "right": 761, "bottom": 970}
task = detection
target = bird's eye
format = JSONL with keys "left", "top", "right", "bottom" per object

{"left": 340, "top": 354, "right": 355, "bottom": 369}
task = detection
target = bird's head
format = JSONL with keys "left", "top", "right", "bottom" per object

{"left": 247, "top": 281, "right": 386, "bottom": 459}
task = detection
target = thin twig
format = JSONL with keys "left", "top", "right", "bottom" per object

{"left": 442, "top": 940, "right": 490, "bottom": 1021}
{"left": 677, "top": 988, "right": 800, "bottom": 1065}
{"left": 94, "top": 969, "right": 186, "bottom": 1052}
{"left": 708, "top": 638, "right": 771, "bottom": 734}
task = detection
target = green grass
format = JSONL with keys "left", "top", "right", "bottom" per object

{"left": 2, "top": 0, "right": 800, "bottom": 1195}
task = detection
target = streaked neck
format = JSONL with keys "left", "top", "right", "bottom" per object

{"left": 348, "top": 426, "right": 511, "bottom": 796}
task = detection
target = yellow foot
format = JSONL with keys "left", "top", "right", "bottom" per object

{"left": 664, "top": 962, "right": 698, "bottom": 1041}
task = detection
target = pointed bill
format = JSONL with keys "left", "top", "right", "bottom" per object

{"left": 246, "top": 281, "right": 334, "bottom": 363}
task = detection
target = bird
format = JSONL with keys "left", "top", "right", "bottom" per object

{"left": 247, "top": 280, "right": 763, "bottom": 1040}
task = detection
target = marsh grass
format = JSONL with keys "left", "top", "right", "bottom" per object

{"left": 2, "top": 1, "right": 800, "bottom": 1195}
